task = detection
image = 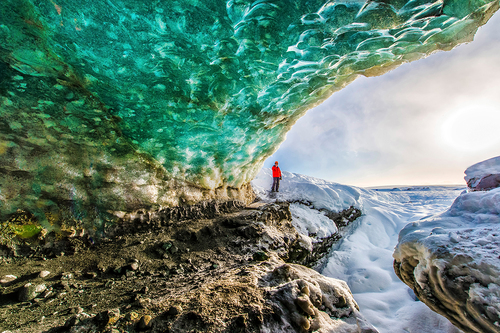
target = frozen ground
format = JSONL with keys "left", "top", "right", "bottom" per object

{"left": 252, "top": 168, "right": 465, "bottom": 333}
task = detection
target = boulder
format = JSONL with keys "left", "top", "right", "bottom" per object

{"left": 465, "top": 156, "right": 500, "bottom": 191}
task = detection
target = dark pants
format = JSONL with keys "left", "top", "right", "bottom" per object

{"left": 272, "top": 177, "right": 280, "bottom": 192}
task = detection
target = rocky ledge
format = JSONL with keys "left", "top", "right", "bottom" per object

{"left": 0, "top": 201, "right": 375, "bottom": 333}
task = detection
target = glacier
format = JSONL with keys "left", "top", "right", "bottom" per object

{"left": 1, "top": 0, "right": 499, "bottom": 228}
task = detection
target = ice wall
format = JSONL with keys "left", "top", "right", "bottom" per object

{"left": 1, "top": 0, "right": 499, "bottom": 225}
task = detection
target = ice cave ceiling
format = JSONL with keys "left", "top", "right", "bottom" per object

{"left": 0, "top": 0, "right": 499, "bottom": 221}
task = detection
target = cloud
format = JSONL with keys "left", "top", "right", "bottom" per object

{"left": 266, "top": 14, "right": 500, "bottom": 187}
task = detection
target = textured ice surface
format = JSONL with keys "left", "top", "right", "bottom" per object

{"left": 394, "top": 156, "right": 500, "bottom": 332}
{"left": 1, "top": 0, "right": 499, "bottom": 222}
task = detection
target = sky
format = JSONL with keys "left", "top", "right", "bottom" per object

{"left": 265, "top": 12, "right": 500, "bottom": 187}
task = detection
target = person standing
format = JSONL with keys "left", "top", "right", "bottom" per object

{"left": 271, "top": 161, "right": 282, "bottom": 192}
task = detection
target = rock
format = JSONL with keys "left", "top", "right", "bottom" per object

{"left": 39, "top": 271, "right": 50, "bottom": 278}
{"left": 175, "top": 265, "right": 184, "bottom": 274}
{"left": 40, "top": 289, "right": 52, "bottom": 299}
{"left": 137, "top": 314, "right": 153, "bottom": 330}
{"left": 465, "top": 156, "right": 500, "bottom": 191}
{"left": 288, "top": 234, "right": 313, "bottom": 263}
{"left": 262, "top": 264, "right": 376, "bottom": 332}
{"left": 473, "top": 173, "right": 500, "bottom": 191}
{"left": 18, "top": 283, "right": 46, "bottom": 301}
{"left": 137, "top": 298, "right": 151, "bottom": 309}
{"left": 130, "top": 262, "right": 139, "bottom": 271}
{"left": 170, "top": 244, "right": 179, "bottom": 254}
{"left": 295, "top": 294, "right": 315, "bottom": 316}
{"left": 125, "top": 311, "right": 139, "bottom": 321}
{"left": 0, "top": 275, "right": 17, "bottom": 286}
{"left": 60, "top": 281, "right": 71, "bottom": 292}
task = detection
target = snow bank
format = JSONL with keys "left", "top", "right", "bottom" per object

{"left": 252, "top": 168, "right": 464, "bottom": 332}
{"left": 252, "top": 168, "right": 361, "bottom": 212}
{"left": 394, "top": 157, "right": 500, "bottom": 333}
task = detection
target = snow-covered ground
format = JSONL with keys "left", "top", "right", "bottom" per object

{"left": 252, "top": 168, "right": 465, "bottom": 333}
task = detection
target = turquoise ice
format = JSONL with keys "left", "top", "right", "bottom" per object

{"left": 0, "top": 0, "right": 498, "bottom": 226}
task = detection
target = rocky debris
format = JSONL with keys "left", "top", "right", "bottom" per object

{"left": 107, "top": 200, "right": 248, "bottom": 237}
{"left": 0, "top": 200, "right": 368, "bottom": 332}
{"left": 394, "top": 185, "right": 500, "bottom": 333}
{"left": 0, "top": 218, "right": 95, "bottom": 261}
{"left": 465, "top": 156, "right": 500, "bottom": 191}
{"left": 322, "top": 206, "right": 363, "bottom": 230}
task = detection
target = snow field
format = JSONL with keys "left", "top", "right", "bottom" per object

{"left": 252, "top": 168, "right": 465, "bottom": 332}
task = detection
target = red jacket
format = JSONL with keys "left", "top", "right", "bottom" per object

{"left": 272, "top": 165, "right": 281, "bottom": 178}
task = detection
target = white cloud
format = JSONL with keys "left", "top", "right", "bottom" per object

{"left": 266, "top": 13, "right": 500, "bottom": 187}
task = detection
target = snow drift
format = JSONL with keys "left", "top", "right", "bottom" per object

{"left": 394, "top": 156, "right": 500, "bottom": 333}
{"left": 253, "top": 167, "right": 464, "bottom": 332}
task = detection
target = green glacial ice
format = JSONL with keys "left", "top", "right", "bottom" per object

{"left": 0, "top": 0, "right": 498, "bottom": 228}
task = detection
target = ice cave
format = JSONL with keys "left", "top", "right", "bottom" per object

{"left": 2, "top": 1, "right": 500, "bottom": 333}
